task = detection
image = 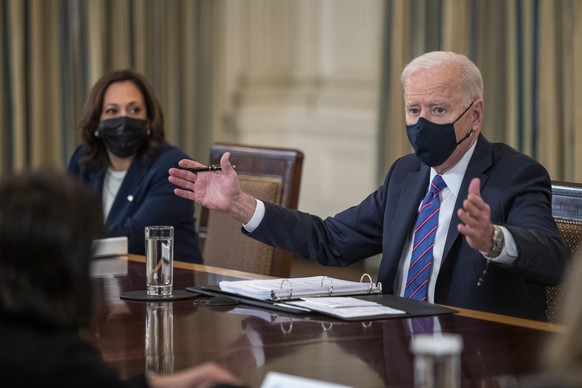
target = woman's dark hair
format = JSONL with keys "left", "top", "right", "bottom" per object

{"left": 78, "top": 69, "right": 165, "bottom": 172}
{"left": 0, "top": 170, "right": 104, "bottom": 329}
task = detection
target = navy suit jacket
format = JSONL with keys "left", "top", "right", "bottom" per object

{"left": 250, "top": 136, "right": 568, "bottom": 320}
{"left": 67, "top": 142, "right": 202, "bottom": 263}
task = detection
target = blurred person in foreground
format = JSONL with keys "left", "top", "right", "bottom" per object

{"left": 67, "top": 69, "right": 202, "bottom": 263}
{"left": 522, "top": 258, "right": 582, "bottom": 387}
{"left": 169, "top": 51, "right": 568, "bottom": 321}
{"left": 0, "top": 170, "right": 241, "bottom": 388}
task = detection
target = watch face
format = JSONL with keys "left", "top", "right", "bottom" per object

{"left": 492, "top": 226, "right": 504, "bottom": 253}
{"left": 480, "top": 226, "right": 504, "bottom": 258}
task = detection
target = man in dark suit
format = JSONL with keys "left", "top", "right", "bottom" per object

{"left": 169, "top": 51, "right": 568, "bottom": 321}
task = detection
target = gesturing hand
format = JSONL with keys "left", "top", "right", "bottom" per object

{"left": 457, "top": 177, "right": 494, "bottom": 253}
{"left": 168, "top": 152, "right": 257, "bottom": 224}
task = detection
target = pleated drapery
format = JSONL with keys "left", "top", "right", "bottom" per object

{"left": 2, "top": 0, "right": 582, "bottom": 183}
{"left": 377, "top": 0, "right": 582, "bottom": 182}
{"left": 0, "top": 0, "right": 220, "bottom": 173}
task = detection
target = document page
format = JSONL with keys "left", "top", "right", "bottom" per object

{"left": 287, "top": 297, "right": 405, "bottom": 319}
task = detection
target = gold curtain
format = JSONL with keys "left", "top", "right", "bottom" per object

{"left": 378, "top": 0, "right": 582, "bottom": 183}
{"left": 2, "top": 0, "right": 581, "bottom": 182}
{"left": 0, "top": 0, "right": 220, "bottom": 174}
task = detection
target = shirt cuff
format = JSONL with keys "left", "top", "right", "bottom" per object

{"left": 483, "top": 225, "right": 518, "bottom": 265}
{"left": 243, "top": 199, "right": 265, "bottom": 233}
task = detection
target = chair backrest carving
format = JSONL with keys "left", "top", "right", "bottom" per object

{"left": 198, "top": 143, "right": 304, "bottom": 277}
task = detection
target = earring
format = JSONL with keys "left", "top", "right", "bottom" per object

{"left": 94, "top": 130, "right": 99, "bottom": 138}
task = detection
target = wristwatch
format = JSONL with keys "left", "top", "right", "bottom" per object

{"left": 481, "top": 224, "right": 504, "bottom": 258}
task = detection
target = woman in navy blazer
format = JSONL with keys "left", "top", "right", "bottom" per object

{"left": 67, "top": 69, "right": 201, "bottom": 263}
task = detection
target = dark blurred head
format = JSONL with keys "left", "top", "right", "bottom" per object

{"left": 78, "top": 69, "right": 165, "bottom": 171}
{"left": 0, "top": 170, "right": 104, "bottom": 329}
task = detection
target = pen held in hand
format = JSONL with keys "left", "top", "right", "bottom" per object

{"left": 184, "top": 164, "right": 236, "bottom": 173}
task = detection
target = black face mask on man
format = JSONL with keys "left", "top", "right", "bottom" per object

{"left": 95, "top": 117, "right": 149, "bottom": 158}
{"left": 406, "top": 101, "right": 475, "bottom": 167}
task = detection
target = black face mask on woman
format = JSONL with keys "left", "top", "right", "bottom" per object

{"left": 96, "top": 117, "right": 149, "bottom": 158}
{"left": 405, "top": 101, "right": 474, "bottom": 167}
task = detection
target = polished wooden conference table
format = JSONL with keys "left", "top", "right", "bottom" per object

{"left": 89, "top": 255, "right": 563, "bottom": 387}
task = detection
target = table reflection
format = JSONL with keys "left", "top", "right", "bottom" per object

{"left": 89, "top": 258, "right": 554, "bottom": 387}
{"left": 145, "top": 302, "right": 174, "bottom": 374}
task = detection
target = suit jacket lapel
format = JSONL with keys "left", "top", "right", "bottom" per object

{"left": 94, "top": 171, "right": 105, "bottom": 196}
{"left": 398, "top": 168, "right": 430, "bottom": 235}
{"left": 442, "top": 136, "right": 493, "bottom": 260}
{"left": 381, "top": 166, "right": 430, "bottom": 292}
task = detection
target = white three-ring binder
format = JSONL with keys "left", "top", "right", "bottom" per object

{"left": 218, "top": 274, "right": 382, "bottom": 302}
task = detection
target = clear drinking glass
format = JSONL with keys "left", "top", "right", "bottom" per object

{"left": 410, "top": 333, "right": 463, "bottom": 388}
{"left": 145, "top": 226, "right": 174, "bottom": 296}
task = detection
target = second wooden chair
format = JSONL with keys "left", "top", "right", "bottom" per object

{"left": 197, "top": 142, "right": 304, "bottom": 277}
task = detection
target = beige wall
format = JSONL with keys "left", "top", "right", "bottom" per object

{"left": 216, "top": 0, "right": 384, "bottom": 217}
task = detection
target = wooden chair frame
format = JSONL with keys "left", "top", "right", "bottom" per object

{"left": 198, "top": 142, "right": 304, "bottom": 277}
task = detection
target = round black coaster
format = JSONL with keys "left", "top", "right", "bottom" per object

{"left": 120, "top": 289, "right": 195, "bottom": 301}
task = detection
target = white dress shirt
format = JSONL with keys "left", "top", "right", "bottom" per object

{"left": 103, "top": 168, "right": 127, "bottom": 219}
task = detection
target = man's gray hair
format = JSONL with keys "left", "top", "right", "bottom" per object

{"left": 401, "top": 51, "right": 484, "bottom": 104}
